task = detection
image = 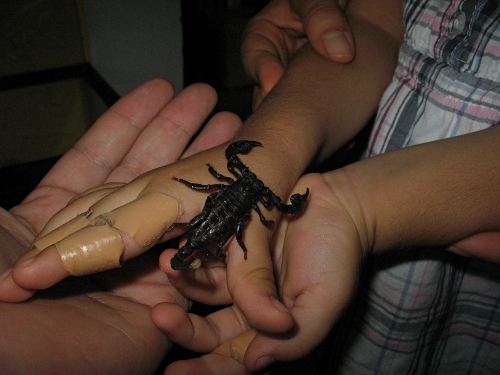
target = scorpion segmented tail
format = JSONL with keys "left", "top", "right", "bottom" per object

{"left": 225, "top": 140, "right": 262, "bottom": 176}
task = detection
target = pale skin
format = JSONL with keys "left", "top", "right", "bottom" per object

{"left": 0, "top": 0, "right": 408, "bottom": 369}
{"left": 1, "top": 1, "right": 499, "bottom": 375}
{"left": 0, "top": 79, "right": 243, "bottom": 373}
{"left": 0, "top": 0, "right": 396, "bottom": 371}
{"left": 158, "top": 0, "right": 500, "bottom": 374}
{"left": 0, "top": 0, "right": 396, "bottom": 320}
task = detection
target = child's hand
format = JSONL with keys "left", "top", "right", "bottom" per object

{"left": 155, "top": 171, "right": 364, "bottom": 373}
{"left": 157, "top": 126, "right": 500, "bottom": 374}
{"left": 242, "top": 0, "right": 354, "bottom": 108}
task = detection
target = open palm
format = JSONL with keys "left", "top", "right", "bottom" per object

{"left": 0, "top": 79, "right": 241, "bottom": 374}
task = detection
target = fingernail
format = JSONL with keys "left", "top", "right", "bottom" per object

{"left": 0, "top": 268, "right": 12, "bottom": 284}
{"left": 271, "top": 296, "right": 289, "bottom": 313}
{"left": 17, "top": 255, "right": 36, "bottom": 268}
{"left": 323, "top": 32, "right": 354, "bottom": 61}
{"left": 254, "top": 356, "right": 274, "bottom": 370}
{"left": 447, "top": 246, "right": 470, "bottom": 257}
{"left": 14, "top": 247, "right": 40, "bottom": 266}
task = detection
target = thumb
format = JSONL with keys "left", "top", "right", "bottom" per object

{"left": 291, "top": 0, "right": 355, "bottom": 62}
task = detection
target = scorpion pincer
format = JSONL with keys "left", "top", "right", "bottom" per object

{"left": 170, "top": 140, "right": 309, "bottom": 270}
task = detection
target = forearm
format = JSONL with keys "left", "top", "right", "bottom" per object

{"left": 342, "top": 125, "right": 500, "bottom": 253}
{"left": 234, "top": 2, "right": 403, "bottom": 194}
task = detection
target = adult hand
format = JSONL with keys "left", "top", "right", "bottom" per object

{"left": 242, "top": 0, "right": 354, "bottom": 108}
{"left": 11, "top": 79, "right": 238, "bottom": 235}
{"left": 0, "top": 78, "right": 242, "bottom": 374}
{"left": 0, "top": 84, "right": 294, "bottom": 337}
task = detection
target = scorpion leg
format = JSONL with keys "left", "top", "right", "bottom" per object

{"left": 258, "top": 195, "right": 272, "bottom": 208}
{"left": 225, "top": 140, "right": 262, "bottom": 177}
{"left": 263, "top": 188, "right": 310, "bottom": 214}
{"left": 173, "top": 177, "right": 226, "bottom": 191}
{"left": 236, "top": 220, "right": 247, "bottom": 260}
{"left": 207, "top": 163, "right": 234, "bottom": 184}
{"left": 252, "top": 203, "right": 274, "bottom": 228}
{"left": 174, "top": 193, "right": 214, "bottom": 228}
{"left": 234, "top": 212, "right": 251, "bottom": 259}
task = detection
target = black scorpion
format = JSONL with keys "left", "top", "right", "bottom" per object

{"left": 170, "top": 140, "right": 309, "bottom": 270}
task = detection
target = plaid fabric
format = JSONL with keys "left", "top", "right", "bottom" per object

{"left": 333, "top": 1, "right": 500, "bottom": 374}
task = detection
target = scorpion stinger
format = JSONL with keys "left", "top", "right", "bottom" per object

{"left": 170, "top": 140, "right": 308, "bottom": 271}
{"left": 264, "top": 187, "right": 310, "bottom": 215}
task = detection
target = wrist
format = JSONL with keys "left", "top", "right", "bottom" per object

{"left": 343, "top": 127, "right": 500, "bottom": 253}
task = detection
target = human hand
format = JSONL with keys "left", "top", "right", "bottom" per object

{"left": 242, "top": 0, "right": 354, "bottom": 108}
{"left": 157, "top": 185, "right": 500, "bottom": 375}
{"left": 153, "top": 171, "right": 363, "bottom": 374}
{"left": 156, "top": 125, "right": 500, "bottom": 374}
{"left": 0, "top": 78, "right": 245, "bottom": 300}
{"left": 0, "top": 79, "right": 243, "bottom": 373}
{"left": 448, "top": 232, "right": 500, "bottom": 261}
{"left": 0, "top": 81, "right": 299, "bottom": 340}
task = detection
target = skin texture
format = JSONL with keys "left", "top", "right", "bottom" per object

{"left": 156, "top": 1, "right": 406, "bottom": 373}
{"left": 1, "top": 0, "right": 499, "bottom": 374}
{"left": 241, "top": 0, "right": 353, "bottom": 109}
{"left": 0, "top": 79, "right": 242, "bottom": 373}
{"left": 159, "top": 1, "right": 500, "bottom": 374}
{"left": 1, "top": 0, "right": 405, "bottom": 373}
{"left": 0, "top": 0, "right": 398, "bottom": 329}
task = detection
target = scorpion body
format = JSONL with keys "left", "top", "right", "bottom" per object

{"left": 171, "top": 140, "right": 309, "bottom": 270}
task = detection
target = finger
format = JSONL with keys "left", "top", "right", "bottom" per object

{"left": 1, "top": 188, "right": 180, "bottom": 300}
{"left": 11, "top": 80, "right": 175, "bottom": 231}
{"left": 34, "top": 183, "right": 124, "bottom": 241}
{"left": 225, "top": 216, "right": 295, "bottom": 333}
{"left": 181, "top": 111, "right": 243, "bottom": 159}
{"left": 0, "top": 246, "right": 66, "bottom": 302}
{"left": 164, "top": 354, "right": 247, "bottom": 375}
{"left": 54, "top": 188, "right": 179, "bottom": 263}
{"left": 52, "top": 108, "right": 241, "bottom": 252}
{"left": 160, "top": 249, "right": 233, "bottom": 306}
{"left": 244, "top": 175, "right": 361, "bottom": 372}
{"left": 242, "top": 28, "right": 288, "bottom": 97}
{"left": 291, "top": 0, "right": 355, "bottom": 62}
{"left": 241, "top": 1, "right": 300, "bottom": 90}
{"left": 106, "top": 83, "right": 219, "bottom": 181}
{"left": 35, "top": 79, "right": 176, "bottom": 194}
{"left": 163, "top": 331, "right": 257, "bottom": 375}
{"left": 151, "top": 302, "right": 252, "bottom": 353}
{"left": 14, "top": 184, "right": 124, "bottom": 266}
{"left": 213, "top": 329, "right": 258, "bottom": 363}
{"left": 448, "top": 231, "right": 500, "bottom": 262}
{"left": 31, "top": 180, "right": 147, "bottom": 250}
{"left": 162, "top": 218, "right": 295, "bottom": 333}
{"left": 251, "top": 59, "right": 285, "bottom": 110}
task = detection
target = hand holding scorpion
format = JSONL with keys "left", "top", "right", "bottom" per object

{"left": 0, "top": 133, "right": 306, "bottom": 335}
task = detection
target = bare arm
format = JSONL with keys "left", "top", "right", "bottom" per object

{"left": 341, "top": 125, "right": 500, "bottom": 259}
{"left": 235, "top": 0, "right": 404, "bottom": 187}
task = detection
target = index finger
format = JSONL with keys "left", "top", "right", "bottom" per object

{"left": 37, "top": 79, "right": 177, "bottom": 194}
{"left": 106, "top": 82, "right": 219, "bottom": 182}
